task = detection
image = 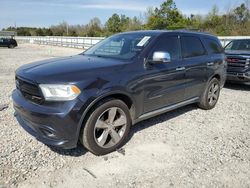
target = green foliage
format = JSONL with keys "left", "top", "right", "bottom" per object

{"left": 86, "top": 17, "right": 102, "bottom": 37}
{"left": 105, "top": 14, "right": 144, "bottom": 35}
{"left": 201, "top": 3, "right": 250, "bottom": 35}
{"left": 2, "top": 26, "right": 53, "bottom": 36}
{"left": 106, "top": 14, "right": 122, "bottom": 34}
{"left": 146, "top": 0, "right": 187, "bottom": 30}
{"left": 234, "top": 3, "right": 249, "bottom": 23}
{"left": 2, "top": 0, "right": 250, "bottom": 37}
{"left": 126, "top": 16, "right": 144, "bottom": 31}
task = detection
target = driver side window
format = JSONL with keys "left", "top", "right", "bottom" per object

{"left": 151, "top": 36, "right": 180, "bottom": 61}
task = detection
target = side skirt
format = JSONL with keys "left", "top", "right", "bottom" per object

{"left": 133, "top": 97, "right": 199, "bottom": 124}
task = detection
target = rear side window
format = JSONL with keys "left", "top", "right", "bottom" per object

{"left": 204, "top": 38, "right": 224, "bottom": 54}
{"left": 152, "top": 36, "right": 180, "bottom": 60}
{"left": 181, "top": 36, "right": 206, "bottom": 58}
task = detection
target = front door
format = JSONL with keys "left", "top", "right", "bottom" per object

{"left": 143, "top": 35, "right": 187, "bottom": 113}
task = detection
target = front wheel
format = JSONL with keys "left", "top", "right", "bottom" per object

{"left": 198, "top": 78, "right": 221, "bottom": 110}
{"left": 81, "top": 99, "right": 131, "bottom": 155}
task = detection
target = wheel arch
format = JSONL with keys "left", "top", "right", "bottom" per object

{"left": 209, "top": 73, "right": 224, "bottom": 87}
{"left": 77, "top": 91, "right": 136, "bottom": 139}
{"left": 212, "top": 74, "right": 221, "bottom": 81}
{"left": 206, "top": 73, "right": 221, "bottom": 86}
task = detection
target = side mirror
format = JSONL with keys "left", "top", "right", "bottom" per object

{"left": 152, "top": 51, "right": 171, "bottom": 64}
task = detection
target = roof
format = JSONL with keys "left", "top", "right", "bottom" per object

{"left": 120, "top": 30, "right": 216, "bottom": 38}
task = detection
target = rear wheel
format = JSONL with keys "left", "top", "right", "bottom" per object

{"left": 198, "top": 78, "right": 220, "bottom": 110}
{"left": 81, "top": 99, "right": 131, "bottom": 155}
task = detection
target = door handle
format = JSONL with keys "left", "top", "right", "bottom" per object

{"left": 176, "top": 67, "right": 185, "bottom": 71}
{"left": 207, "top": 62, "right": 214, "bottom": 66}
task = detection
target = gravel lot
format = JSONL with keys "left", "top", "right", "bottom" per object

{"left": 0, "top": 44, "right": 250, "bottom": 188}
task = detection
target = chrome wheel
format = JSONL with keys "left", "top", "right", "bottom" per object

{"left": 208, "top": 83, "right": 219, "bottom": 106}
{"left": 94, "top": 107, "right": 127, "bottom": 148}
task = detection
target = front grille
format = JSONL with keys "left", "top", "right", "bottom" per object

{"left": 226, "top": 56, "right": 250, "bottom": 68}
{"left": 16, "top": 77, "right": 44, "bottom": 104}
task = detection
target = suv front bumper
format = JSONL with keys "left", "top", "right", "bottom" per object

{"left": 12, "top": 89, "right": 84, "bottom": 149}
{"left": 227, "top": 71, "right": 250, "bottom": 82}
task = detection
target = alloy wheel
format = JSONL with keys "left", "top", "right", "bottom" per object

{"left": 94, "top": 107, "right": 127, "bottom": 148}
{"left": 208, "top": 83, "right": 219, "bottom": 106}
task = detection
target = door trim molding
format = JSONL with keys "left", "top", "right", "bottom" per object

{"left": 134, "top": 97, "right": 199, "bottom": 124}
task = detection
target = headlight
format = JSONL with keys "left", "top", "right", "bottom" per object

{"left": 39, "top": 84, "right": 81, "bottom": 101}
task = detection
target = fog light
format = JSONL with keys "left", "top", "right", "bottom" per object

{"left": 41, "top": 128, "right": 56, "bottom": 138}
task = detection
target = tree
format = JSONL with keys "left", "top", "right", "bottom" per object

{"left": 2, "top": 0, "right": 250, "bottom": 37}
{"left": 43, "top": 28, "right": 53, "bottom": 36}
{"left": 146, "top": 0, "right": 187, "bottom": 30}
{"left": 86, "top": 17, "right": 103, "bottom": 37}
{"left": 234, "top": 3, "right": 250, "bottom": 23}
{"left": 50, "top": 21, "right": 68, "bottom": 36}
{"left": 203, "top": 5, "right": 222, "bottom": 28}
{"left": 186, "top": 14, "right": 203, "bottom": 30}
{"left": 36, "top": 28, "right": 44, "bottom": 36}
{"left": 127, "top": 16, "right": 144, "bottom": 31}
{"left": 106, "top": 13, "right": 122, "bottom": 33}
{"left": 16, "top": 27, "right": 31, "bottom": 36}
{"left": 120, "top": 14, "right": 130, "bottom": 31}
{"left": 201, "top": 5, "right": 227, "bottom": 35}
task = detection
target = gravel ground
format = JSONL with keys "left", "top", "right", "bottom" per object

{"left": 0, "top": 44, "right": 250, "bottom": 188}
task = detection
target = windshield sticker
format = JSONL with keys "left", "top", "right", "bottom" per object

{"left": 137, "top": 36, "right": 151, "bottom": 47}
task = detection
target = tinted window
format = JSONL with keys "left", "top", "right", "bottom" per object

{"left": 225, "top": 40, "right": 250, "bottom": 51}
{"left": 152, "top": 36, "right": 180, "bottom": 60}
{"left": 181, "top": 36, "right": 206, "bottom": 58}
{"left": 204, "top": 38, "right": 223, "bottom": 54}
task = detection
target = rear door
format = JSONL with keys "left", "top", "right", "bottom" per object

{"left": 143, "top": 34, "right": 187, "bottom": 113}
{"left": 180, "top": 35, "right": 209, "bottom": 99}
{"left": 202, "top": 37, "right": 225, "bottom": 77}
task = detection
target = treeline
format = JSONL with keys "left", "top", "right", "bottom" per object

{"left": 2, "top": 0, "right": 250, "bottom": 36}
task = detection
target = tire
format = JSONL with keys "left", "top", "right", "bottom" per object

{"left": 198, "top": 78, "right": 220, "bottom": 110}
{"left": 8, "top": 44, "right": 15, "bottom": 49}
{"left": 81, "top": 99, "right": 132, "bottom": 155}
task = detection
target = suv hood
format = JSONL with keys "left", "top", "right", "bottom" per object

{"left": 225, "top": 50, "right": 250, "bottom": 56}
{"left": 16, "top": 55, "right": 127, "bottom": 83}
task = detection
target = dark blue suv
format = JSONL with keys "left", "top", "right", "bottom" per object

{"left": 12, "top": 31, "right": 227, "bottom": 155}
{"left": 0, "top": 38, "right": 17, "bottom": 48}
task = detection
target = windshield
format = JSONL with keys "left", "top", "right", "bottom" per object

{"left": 225, "top": 40, "right": 250, "bottom": 51}
{"left": 83, "top": 33, "right": 153, "bottom": 60}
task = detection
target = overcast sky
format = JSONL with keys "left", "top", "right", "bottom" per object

{"left": 0, "top": 0, "right": 245, "bottom": 29}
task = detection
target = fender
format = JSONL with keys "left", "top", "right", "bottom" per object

{"left": 76, "top": 89, "right": 136, "bottom": 139}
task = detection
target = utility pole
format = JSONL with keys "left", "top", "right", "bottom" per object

{"left": 66, "top": 23, "right": 69, "bottom": 36}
